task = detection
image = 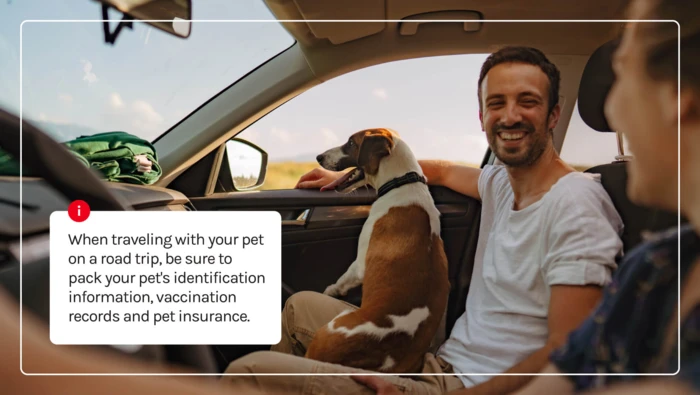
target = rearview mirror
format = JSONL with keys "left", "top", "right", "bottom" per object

{"left": 95, "top": 0, "right": 192, "bottom": 39}
{"left": 225, "top": 138, "right": 267, "bottom": 191}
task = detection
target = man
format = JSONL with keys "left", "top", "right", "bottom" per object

{"left": 223, "top": 46, "right": 624, "bottom": 395}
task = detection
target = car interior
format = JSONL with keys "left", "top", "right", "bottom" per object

{"left": 0, "top": 0, "right": 683, "bottom": 375}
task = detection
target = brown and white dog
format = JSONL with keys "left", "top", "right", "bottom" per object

{"left": 304, "top": 128, "right": 450, "bottom": 374}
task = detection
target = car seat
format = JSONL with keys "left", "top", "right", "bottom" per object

{"left": 578, "top": 39, "right": 681, "bottom": 254}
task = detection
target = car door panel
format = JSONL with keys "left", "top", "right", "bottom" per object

{"left": 191, "top": 185, "right": 481, "bottom": 370}
{"left": 191, "top": 186, "right": 480, "bottom": 316}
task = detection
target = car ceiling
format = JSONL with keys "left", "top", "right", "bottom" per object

{"left": 264, "top": 0, "right": 628, "bottom": 79}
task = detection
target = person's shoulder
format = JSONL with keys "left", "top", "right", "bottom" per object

{"left": 547, "top": 171, "right": 611, "bottom": 206}
{"left": 481, "top": 164, "right": 507, "bottom": 177}
{"left": 632, "top": 224, "right": 699, "bottom": 257}
{"left": 553, "top": 171, "right": 607, "bottom": 193}
{"left": 545, "top": 171, "right": 623, "bottom": 229}
{"left": 611, "top": 226, "right": 690, "bottom": 286}
{"left": 480, "top": 164, "right": 510, "bottom": 185}
{"left": 477, "top": 164, "right": 512, "bottom": 206}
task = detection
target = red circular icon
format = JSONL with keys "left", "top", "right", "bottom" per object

{"left": 68, "top": 200, "right": 90, "bottom": 222}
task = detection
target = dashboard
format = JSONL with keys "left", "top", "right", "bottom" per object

{"left": 0, "top": 176, "right": 193, "bottom": 267}
{"left": 0, "top": 176, "right": 220, "bottom": 370}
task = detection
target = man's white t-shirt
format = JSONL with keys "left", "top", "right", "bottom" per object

{"left": 437, "top": 165, "right": 624, "bottom": 387}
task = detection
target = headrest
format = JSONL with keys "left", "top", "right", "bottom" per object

{"left": 577, "top": 39, "right": 620, "bottom": 132}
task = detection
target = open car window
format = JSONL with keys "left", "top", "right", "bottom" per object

{"left": 0, "top": 0, "right": 294, "bottom": 143}
{"left": 236, "top": 54, "right": 492, "bottom": 190}
{"left": 560, "top": 100, "right": 631, "bottom": 169}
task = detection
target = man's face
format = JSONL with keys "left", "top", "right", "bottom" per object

{"left": 479, "top": 62, "right": 559, "bottom": 167}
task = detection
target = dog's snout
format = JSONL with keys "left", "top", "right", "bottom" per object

{"left": 316, "top": 154, "right": 324, "bottom": 164}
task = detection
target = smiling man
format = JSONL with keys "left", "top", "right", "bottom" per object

{"left": 224, "top": 46, "right": 624, "bottom": 395}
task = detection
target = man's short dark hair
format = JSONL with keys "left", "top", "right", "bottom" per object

{"left": 478, "top": 46, "right": 561, "bottom": 115}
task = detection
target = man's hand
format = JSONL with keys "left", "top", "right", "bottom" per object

{"left": 352, "top": 376, "right": 403, "bottom": 395}
{"left": 295, "top": 167, "right": 343, "bottom": 190}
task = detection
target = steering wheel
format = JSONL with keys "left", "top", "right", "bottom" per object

{"left": 0, "top": 109, "right": 218, "bottom": 373}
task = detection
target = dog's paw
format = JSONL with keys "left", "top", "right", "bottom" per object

{"left": 323, "top": 285, "right": 340, "bottom": 297}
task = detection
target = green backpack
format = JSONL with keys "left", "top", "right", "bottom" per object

{"left": 63, "top": 131, "right": 162, "bottom": 185}
{"left": 0, "top": 131, "right": 161, "bottom": 185}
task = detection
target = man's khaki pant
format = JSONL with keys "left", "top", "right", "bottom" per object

{"left": 222, "top": 291, "right": 465, "bottom": 394}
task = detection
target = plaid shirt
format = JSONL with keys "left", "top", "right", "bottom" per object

{"left": 550, "top": 225, "right": 700, "bottom": 391}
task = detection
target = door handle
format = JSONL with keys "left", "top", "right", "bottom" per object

{"left": 282, "top": 208, "right": 310, "bottom": 226}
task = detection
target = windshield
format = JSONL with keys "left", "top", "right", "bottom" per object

{"left": 0, "top": 0, "right": 294, "bottom": 143}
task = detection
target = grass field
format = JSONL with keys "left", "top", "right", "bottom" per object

{"left": 260, "top": 162, "right": 321, "bottom": 190}
{"left": 257, "top": 161, "right": 478, "bottom": 190}
{"left": 256, "top": 161, "right": 592, "bottom": 190}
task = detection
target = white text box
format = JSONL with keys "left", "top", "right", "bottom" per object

{"left": 49, "top": 211, "right": 281, "bottom": 345}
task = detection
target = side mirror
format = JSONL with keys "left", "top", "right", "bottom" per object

{"left": 94, "top": 0, "right": 192, "bottom": 41}
{"left": 224, "top": 138, "right": 267, "bottom": 191}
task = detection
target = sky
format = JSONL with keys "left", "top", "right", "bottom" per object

{"left": 0, "top": 0, "right": 622, "bottom": 169}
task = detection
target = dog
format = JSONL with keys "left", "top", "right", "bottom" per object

{"left": 304, "top": 128, "right": 450, "bottom": 374}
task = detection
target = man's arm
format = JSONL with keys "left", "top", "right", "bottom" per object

{"left": 450, "top": 284, "right": 603, "bottom": 395}
{"left": 417, "top": 160, "right": 482, "bottom": 200}
{"left": 296, "top": 160, "right": 483, "bottom": 200}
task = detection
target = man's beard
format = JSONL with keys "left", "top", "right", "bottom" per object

{"left": 487, "top": 121, "right": 549, "bottom": 168}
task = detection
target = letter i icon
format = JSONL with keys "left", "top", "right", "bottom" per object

{"left": 68, "top": 200, "right": 90, "bottom": 222}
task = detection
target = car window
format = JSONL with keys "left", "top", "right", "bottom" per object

{"left": 560, "top": 100, "right": 630, "bottom": 170}
{"left": 2, "top": 0, "right": 294, "bottom": 143}
{"left": 236, "top": 54, "right": 492, "bottom": 190}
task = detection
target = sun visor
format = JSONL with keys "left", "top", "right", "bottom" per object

{"left": 292, "top": 0, "right": 386, "bottom": 44}
{"left": 577, "top": 38, "right": 620, "bottom": 132}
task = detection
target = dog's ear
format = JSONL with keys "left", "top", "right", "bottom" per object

{"left": 358, "top": 131, "right": 393, "bottom": 175}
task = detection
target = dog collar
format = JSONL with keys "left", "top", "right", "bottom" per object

{"left": 377, "top": 171, "right": 427, "bottom": 198}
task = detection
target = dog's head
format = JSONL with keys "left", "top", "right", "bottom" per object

{"left": 316, "top": 128, "right": 397, "bottom": 192}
